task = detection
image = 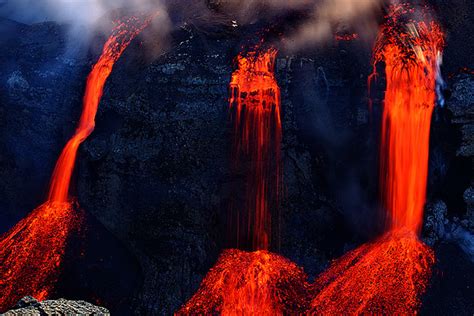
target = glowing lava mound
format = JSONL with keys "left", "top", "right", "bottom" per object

{"left": 309, "top": 229, "right": 434, "bottom": 315}
{"left": 0, "top": 202, "right": 81, "bottom": 310}
{"left": 177, "top": 249, "right": 311, "bottom": 315}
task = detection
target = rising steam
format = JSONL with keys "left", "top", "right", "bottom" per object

{"left": 0, "top": 0, "right": 171, "bottom": 56}
{"left": 1, "top": 0, "right": 386, "bottom": 52}
{"left": 284, "top": 0, "right": 385, "bottom": 50}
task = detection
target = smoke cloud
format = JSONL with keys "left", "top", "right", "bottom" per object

{"left": 0, "top": 0, "right": 171, "bottom": 56}
{"left": 0, "top": 0, "right": 385, "bottom": 52}
{"left": 284, "top": 0, "right": 385, "bottom": 51}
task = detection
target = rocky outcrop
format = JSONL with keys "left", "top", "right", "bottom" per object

{"left": 423, "top": 73, "right": 474, "bottom": 262}
{"left": 449, "top": 74, "right": 474, "bottom": 157}
{"left": 424, "top": 200, "right": 474, "bottom": 262}
{"left": 2, "top": 296, "right": 109, "bottom": 315}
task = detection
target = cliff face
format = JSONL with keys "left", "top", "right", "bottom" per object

{"left": 75, "top": 26, "right": 353, "bottom": 313}
{"left": 0, "top": 1, "right": 473, "bottom": 314}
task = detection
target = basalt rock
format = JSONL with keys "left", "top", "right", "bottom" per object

{"left": 2, "top": 296, "right": 109, "bottom": 316}
{"left": 449, "top": 74, "right": 474, "bottom": 157}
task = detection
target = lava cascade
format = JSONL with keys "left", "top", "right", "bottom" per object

{"left": 228, "top": 48, "right": 282, "bottom": 250}
{"left": 179, "top": 49, "right": 307, "bottom": 315}
{"left": 309, "top": 5, "right": 444, "bottom": 314}
{"left": 177, "top": 249, "right": 311, "bottom": 315}
{"left": 0, "top": 15, "right": 155, "bottom": 310}
{"left": 48, "top": 15, "right": 156, "bottom": 203}
{"left": 376, "top": 6, "right": 444, "bottom": 233}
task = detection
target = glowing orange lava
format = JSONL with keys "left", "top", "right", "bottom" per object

{"left": 228, "top": 48, "right": 282, "bottom": 250}
{"left": 310, "top": 229, "right": 434, "bottom": 315}
{"left": 0, "top": 15, "right": 155, "bottom": 311}
{"left": 309, "top": 6, "right": 444, "bottom": 314}
{"left": 177, "top": 249, "right": 311, "bottom": 315}
{"left": 375, "top": 5, "right": 444, "bottom": 233}
{"left": 0, "top": 202, "right": 81, "bottom": 310}
{"left": 49, "top": 15, "right": 156, "bottom": 203}
{"left": 179, "top": 48, "right": 290, "bottom": 315}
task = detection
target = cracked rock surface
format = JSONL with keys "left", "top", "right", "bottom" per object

{"left": 2, "top": 296, "right": 109, "bottom": 316}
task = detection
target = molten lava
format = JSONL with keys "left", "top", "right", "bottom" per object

{"left": 309, "top": 5, "right": 445, "bottom": 314}
{"left": 0, "top": 202, "right": 81, "bottom": 310}
{"left": 0, "top": 15, "right": 155, "bottom": 311}
{"left": 228, "top": 48, "right": 282, "bottom": 250}
{"left": 179, "top": 48, "right": 292, "bottom": 315}
{"left": 374, "top": 5, "right": 445, "bottom": 233}
{"left": 310, "top": 229, "right": 434, "bottom": 314}
{"left": 49, "top": 15, "right": 156, "bottom": 203}
{"left": 177, "top": 249, "right": 311, "bottom": 315}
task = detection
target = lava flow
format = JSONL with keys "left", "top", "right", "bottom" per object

{"left": 309, "top": 5, "right": 444, "bottom": 314}
{"left": 179, "top": 49, "right": 305, "bottom": 315}
{"left": 376, "top": 5, "right": 445, "bottom": 233}
{"left": 177, "top": 249, "right": 311, "bottom": 315}
{"left": 228, "top": 48, "right": 282, "bottom": 250}
{"left": 0, "top": 15, "right": 155, "bottom": 311}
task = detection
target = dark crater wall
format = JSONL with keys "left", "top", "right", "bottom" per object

{"left": 0, "top": 1, "right": 473, "bottom": 314}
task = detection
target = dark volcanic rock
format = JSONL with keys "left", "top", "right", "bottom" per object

{"left": 449, "top": 74, "right": 474, "bottom": 157}
{"left": 2, "top": 296, "right": 109, "bottom": 315}
{"left": 0, "top": 1, "right": 473, "bottom": 314}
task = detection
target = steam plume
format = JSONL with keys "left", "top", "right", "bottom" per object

{"left": 1, "top": 0, "right": 386, "bottom": 52}
{"left": 284, "top": 0, "right": 385, "bottom": 50}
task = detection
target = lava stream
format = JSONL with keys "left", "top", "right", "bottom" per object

{"left": 48, "top": 15, "right": 156, "bottom": 203}
{"left": 228, "top": 48, "right": 282, "bottom": 250}
{"left": 309, "top": 5, "right": 444, "bottom": 314}
{"left": 375, "top": 5, "right": 444, "bottom": 233}
{"left": 0, "top": 15, "right": 155, "bottom": 311}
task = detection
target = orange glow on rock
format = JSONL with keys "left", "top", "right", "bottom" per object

{"left": 177, "top": 249, "right": 311, "bottom": 315}
{"left": 228, "top": 48, "right": 282, "bottom": 250}
{"left": 0, "top": 15, "right": 154, "bottom": 311}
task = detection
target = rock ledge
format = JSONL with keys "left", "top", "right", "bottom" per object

{"left": 2, "top": 296, "right": 110, "bottom": 316}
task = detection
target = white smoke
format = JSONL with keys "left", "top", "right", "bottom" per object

{"left": 0, "top": 0, "right": 385, "bottom": 53}
{"left": 0, "top": 0, "right": 171, "bottom": 56}
{"left": 201, "top": 0, "right": 384, "bottom": 49}
{"left": 284, "top": 0, "right": 385, "bottom": 51}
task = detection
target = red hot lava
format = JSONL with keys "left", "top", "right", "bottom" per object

{"left": 309, "top": 5, "right": 444, "bottom": 314}
{"left": 228, "top": 48, "right": 282, "bottom": 250}
{"left": 0, "top": 15, "right": 155, "bottom": 310}
{"left": 177, "top": 249, "right": 311, "bottom": 315}
{"left": 179, "top": 48, "right": 304, "bottom": 315}
{"left": 310, "top": 229, "right": 435, "bottom": 315}
{"left": 375, "top": 6, "right": 444, "bottom": 233}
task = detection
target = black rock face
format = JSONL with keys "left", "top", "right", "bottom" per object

{"left": 0, "top": 1, "right": 473, "bottom": 314}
